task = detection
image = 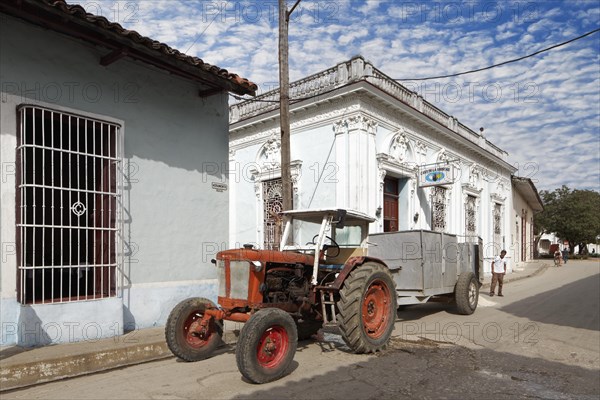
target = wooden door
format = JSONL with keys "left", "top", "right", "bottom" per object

{"left": 383, "top": 177, "right": 399, "bottom": 232}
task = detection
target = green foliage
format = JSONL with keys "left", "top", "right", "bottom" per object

{"left": 535, "top": 186, "right": 600, "bottom": 247}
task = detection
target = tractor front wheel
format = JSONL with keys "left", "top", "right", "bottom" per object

{"left": 236, "top": 308, "right": 298, "bottom": 384}
{"left": 337, "top": 262, "right": 397, "bottom": 353}
{"left": 165, "top": 297, "right": 223, "bottom": 362}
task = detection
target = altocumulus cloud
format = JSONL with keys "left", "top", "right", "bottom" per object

{"left": 81, "top": 0, "right": 599, "bottom": 191}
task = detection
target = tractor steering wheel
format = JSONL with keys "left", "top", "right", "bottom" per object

{"left": 311, "top": 234, "right": 341, "bottom": 258}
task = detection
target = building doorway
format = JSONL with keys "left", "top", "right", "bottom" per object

{"left": 383, "top": 177, "right": 399, "bottom": 232}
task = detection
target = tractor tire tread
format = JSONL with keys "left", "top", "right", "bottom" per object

{"left": 235, "top": 308, "right": 298, "bottom": 384}
{"left": 336, "top": 263, "right": 397, "bottom": 354}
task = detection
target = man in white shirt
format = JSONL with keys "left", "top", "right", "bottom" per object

{"left": 490, "top": 250, "right": 507, "bottom": 297}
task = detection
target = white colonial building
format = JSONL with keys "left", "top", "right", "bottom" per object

{"left": 228, "top": 56, "right": 518, "bottom": 274}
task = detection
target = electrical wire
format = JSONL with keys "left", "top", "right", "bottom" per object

{"left": 230, "top": 28, "right": 599, "bottom": 103}
{"left": 394, "top": 27, "right": 600, "bottom": 81}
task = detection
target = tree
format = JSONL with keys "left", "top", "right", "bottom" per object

{"left": 535, "top": 186, "right": 600, "bottom": 254}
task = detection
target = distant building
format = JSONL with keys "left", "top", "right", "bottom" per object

{"left": 511, "top": 177, "right": 544, "bottom": 266}
{"left": 0, "top": 0, "right": 255, "bottom": 346}
{"left": 228, "top": 56, "right": 518, "bottom": 275}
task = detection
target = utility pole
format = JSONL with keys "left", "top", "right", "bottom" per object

{"left": 279, "top": 0, "right": 301, "bottom": 212}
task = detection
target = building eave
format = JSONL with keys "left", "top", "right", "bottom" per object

{"left": 0, "top": 0, "right": 257, "bottom": 96}
{"left": 512, "top": 176, "right": 544, "bottom": 212}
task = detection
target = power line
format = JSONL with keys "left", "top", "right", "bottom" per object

{"left": 394, "top": 28, "right": 600, "bottom": 81}
{"left": 230, "top": 28, "right": 600, "bottom": 104}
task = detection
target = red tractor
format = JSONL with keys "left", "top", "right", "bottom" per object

{"left": 165, "top": 209, "right": 398, "bottom": 383}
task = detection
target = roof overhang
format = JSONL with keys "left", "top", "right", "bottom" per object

{"left": 512, "top": 176, "right": 544, "bottom": 212}
{"left": 0, "top": 0, "right": 256, "bottom": 96}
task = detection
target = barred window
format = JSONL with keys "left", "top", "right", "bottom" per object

{"left": 16, "top": 105, "right": 122, "bottom": 304}
{"left": 493, "top": 203, "right": 502, "bottom": 247}
{"left": 431, "top": 187, "right": 447, "bottom": 232}
{"left": 465, "top": 195, "right": 477, "bottom": 235}
{"left": 263, "top": 178, "right": 283, "bottom": 250}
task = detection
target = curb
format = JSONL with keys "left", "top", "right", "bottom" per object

{"left": 0, "top": 342, "right": 171, "bottom": 392}
{"left": 480, "top": 262, "right": 549, "bottom": 289}
{"left": 0, "top": 330, "right": 239, "bottom": 392}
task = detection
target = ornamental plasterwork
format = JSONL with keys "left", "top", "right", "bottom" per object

{"left": 431, "top": 186, "right": 448, "bottom": 232}
{"left": 465, "top": 194, "right": 477, "bottom": 236}
{"left": 333, "top": 119, "right": 347, "bottom": 135}
{"left": 376, "top": 153, "right": 418, "bottom": 178}
{"left": 493, "top": 202, "right": 503, "bottom": 247}
{"left": 496, "top": 179, "right": 508, "bottom": 196}
{"left": 436, "top": 149, "right": 451, "bottom": 163}
{"left": 414, "top": 141, "right": 427, "bottom": 161}
{"left": 251, "top": 159, "right": 303, "bottom": 196}
{"left": 472, "top": 165, "right": 483, "bottom": 187}
{"left": 258, "top": 138, "right": 282, "bottom": 170}
{"left": 346, "top": 115, "right": 377, "bottom": 134}
{"left": 378, "top": 168, "right": 387, "bottom": 183}
{"left": 466, "top": 164, "right": 483, "bottom": 190}
{"left": 389, "top": 132, "right": 410, "bottom": 163}
{"left": 490, "top": 178, "right": 509, "bottom": 202}
{"left": 230, "top": 100, "right": 361, "bottom": 148}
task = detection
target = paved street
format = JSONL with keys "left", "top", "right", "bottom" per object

{"left": 4, "top": 260, "right": 599, "bottom": 399}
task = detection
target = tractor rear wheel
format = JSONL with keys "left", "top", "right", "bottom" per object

{"left": 165, "top": 297, "right": 222, "bottom": 362}
{"left": 236, "top": 308, "right": 298, "bottom": 384}
{"left": 337, "top": 262, "right": 397, "bottom": 353}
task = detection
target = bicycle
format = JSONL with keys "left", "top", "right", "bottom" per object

{"left": 554, "top": 254, "right": 562, "bottom": 267}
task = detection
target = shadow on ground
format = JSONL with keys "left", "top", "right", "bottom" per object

{"left": 501, "top": 273, "right": 600, "bottom": 331}
{"left": 233, "top": 339, "right": 600, "bottom": 400}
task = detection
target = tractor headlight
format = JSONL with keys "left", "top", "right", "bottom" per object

{"left": 251, "top": 260, "right": 262, "bottom": 272}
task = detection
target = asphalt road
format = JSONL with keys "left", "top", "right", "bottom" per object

{"left": 5, "top": 260, "right": 599, "bottom": 399}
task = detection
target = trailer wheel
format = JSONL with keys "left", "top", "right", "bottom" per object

{"left": 236, "top": 308, "right": 298, "bottom": 384}
{"left": 165, "top": 297, "right": 222, "bottom": 362}
{"left": 337, "top": 262, "right": 397, "bottom": 353}
{"left": 455, "top": 272, "right": 479, "bottom": 315}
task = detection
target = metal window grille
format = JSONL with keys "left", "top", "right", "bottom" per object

{"left": 16, "top": 105, "right": 123, "bottom": 304}
{"left": 263, "top": 179, "right": 283, "bottom": 250}
{"left": 431, "top": 187, "right": 447, "bottom": 232}
{"left": 493, "top": 203, "right": 502, "bottom": 248}
{"left": 465, "top": 195, "right": 477, "bottom": 235}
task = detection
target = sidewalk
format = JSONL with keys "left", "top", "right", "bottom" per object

{"left": 1, "top": 260, "right": 549, "bottom": 392}
{"left": 480, "top": 259, "right": 549, "bottom": 289}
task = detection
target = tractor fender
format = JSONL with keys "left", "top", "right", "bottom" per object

{"left": 329, "top": 256, "right": 389, "bottom": 290}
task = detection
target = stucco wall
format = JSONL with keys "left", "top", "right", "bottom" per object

{"left": 229, "top": 122, "right": 336, "bottom": 247}
{"left": 0, "top": 16, "right": 228, "bottom": 345}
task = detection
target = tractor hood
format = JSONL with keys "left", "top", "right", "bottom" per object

{"left": 216, "top": 248, "right": 315, "bottom": 265}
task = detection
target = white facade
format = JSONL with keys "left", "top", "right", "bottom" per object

{"left": 229, "top": 57, "right": 517, "bottom": 275}
{"left": 0, "top": 7, "right": 253, "bottom": 346}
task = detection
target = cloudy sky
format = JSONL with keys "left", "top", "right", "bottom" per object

{"left": 83, "top": 0, "right": 599, "bottom": 192}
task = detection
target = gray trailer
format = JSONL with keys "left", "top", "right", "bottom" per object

{"left": 368, "top": 230, "right": 483, "bottom": 313}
